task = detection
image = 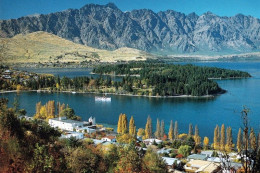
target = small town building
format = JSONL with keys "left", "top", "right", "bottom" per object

{"left": 61, "top": 131, "right": 84, "bottom": 140}
{"left": 101, "top": 135, "right": 116, "bottom": 142}
{"left": 187, "top": 154, "right": 208, "bottom": 161}
{"left": 162, "top": 157, "right": 181, "bottom": 171}
{"left": 184, "top": 160, "right": 220, "bottom": 173}
{"left": 143, "top": 138, "right": 162, "bottom": 145}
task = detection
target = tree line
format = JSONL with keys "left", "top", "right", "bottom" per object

{"left": 93, "top": 62, "right": 251, "bottom": 96}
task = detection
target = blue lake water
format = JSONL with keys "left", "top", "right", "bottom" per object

{"left": 2, "top": 61, "right": 260, "bottom": 142}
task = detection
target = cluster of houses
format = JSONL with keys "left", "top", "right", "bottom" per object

{"left": 18, "top": 113, "right": 244, "bottom": 173}
{"left": 0, "top": 68, "right": 39, "bottom": 84}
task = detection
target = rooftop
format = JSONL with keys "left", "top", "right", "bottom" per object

{"left": 187, "top": 154, "right": 208, "bottom": 160}
{"left": 50, "top": 117, "right": 83, "bottom": 124}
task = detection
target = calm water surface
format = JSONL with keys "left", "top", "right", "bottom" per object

{"left": 2, "top": 61, "right": 260, "bottom": 141}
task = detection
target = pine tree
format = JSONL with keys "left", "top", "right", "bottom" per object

{"left": 214, "top": 125, "right": 220, "bottom": 150}
{"left": 121, "top": 114, "right": 128, "bottom": 134}
{"left": 194, "top": 125, "right": 201, "bottom": 145}
{"left": 160, "top": 120, "right": 165, "bottom": 139}
{"left": 168, "top": 120, "right": 174, "bottom": 140}
{"left": 129, "top": 116, "right": 136, "bottom": 136}
{"left": 249, "top": 128, "right": 257, "bottom": 150}
{"left": 117, "top": 114, "right": 122, "bottom": 134}
{"left": 155, "top": 118, "right": 161, "bottom": 139}
{"left": 220, "top": 124, "right": 225, "bottom": 151}
{"left": 258, "top": 133, "right": 260, "bottom": 150}
{"left": 203, "top": 137, "right": 209, "bottom": 149}
{"left": 174, "top": 121, "right": 178, "bottom": 139}
{"left": 145, "top": 116, "right": 152, "bottom": 139}
{"left": 237, "top": 128, "right": 242, "bottom": 152}
{"left": 225, "top": 127, "right": 233, "bottom": 152}
{"left": 188, "top": 123, "right": 193, "bottom": 137}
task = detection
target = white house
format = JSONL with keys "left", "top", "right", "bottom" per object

{"left": 101, "top": 135, "right": 116, "bottom": 142}
{"left": 49, "top": 117, "right": 84, "bottom": 131}
{"left": 61, "top": 132, "right": 84, "bottom": 140}
{"left": 143, "top": 138, "right": 162, "bottom": 145}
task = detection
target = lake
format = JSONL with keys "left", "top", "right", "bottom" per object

{"left": 2, "top": 61, "right": 260, "bottom": 142}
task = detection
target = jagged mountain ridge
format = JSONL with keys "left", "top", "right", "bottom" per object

{"left": 1, "top": 3, "right": 260, "bottom": 53}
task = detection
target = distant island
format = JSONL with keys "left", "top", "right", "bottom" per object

{"left": 0, "top": 62, "right": 251, "bottom": 97}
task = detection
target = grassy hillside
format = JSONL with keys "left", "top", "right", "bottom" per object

{"left": 0, "top": 31, "right": 152, "bottom": 64}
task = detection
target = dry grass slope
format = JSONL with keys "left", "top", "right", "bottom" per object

{"left": 0, "top": 31, "right": 152, "bottom": 63}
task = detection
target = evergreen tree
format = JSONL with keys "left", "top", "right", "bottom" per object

{"left": 145, "top": 116, "right": 152, "bottom": 139}
{"left": 160, "top": 120, "right": 165, "bottom": 139}
{"left": 155, "top": 118, "right": 161, "bottom": 139}
{"left": 117, "top": 114, "right": 122, "bottom": 134}
{"left": 188, "top": 123, "right": 193, "bottom": 137}
{"left": 237, "top": 128, "right": 242, "bottom": 152}
{"left": 168, "top": 120, "right": 174, "bottom": 141}
{"left": 249, "top": 128, "right": 257, "bottom": 150}
{"left": 214, "top": 125, "right": 220, "bottom": 150}
{"left": 174, "top": 121, "right": 178, "bottom": 139}
{"left": 129, "top": 116, "right": 136, "bottom": 136}
{"left": 220, "top": 124, "right": 225, "bottom": 151}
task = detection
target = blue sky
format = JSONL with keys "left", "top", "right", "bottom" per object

{"left": 0, "top": 0, "right": 259, "bottom": 20}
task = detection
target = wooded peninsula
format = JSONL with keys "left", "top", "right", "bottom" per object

{"left": 0, "top": 62, "right": 251, "bottom": 97}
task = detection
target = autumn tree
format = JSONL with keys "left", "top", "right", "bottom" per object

{"left": 214, "top": 125, "right": 220, "bottom": 150}
{"left": 35, "top": 101, "right": 42, "bottom": 118}
{"left": 194, "top": 125, "right": 201, "bottom": 146}
{"left": 160, "top": 120, "right": 165, "bottom": 139}
{"left": 249, "top": 128, "right": 257, "bottom": 150}
{"left": 117, "top": 114, "right": 122, "bottom": 134}
{"left": 225, "top": 127, "right": 233, "bottom": 152}
{"left": 237, "top": 128, "right": 242, "bottom": 152}
{"left": 168, "top": 120, "right": 174, "bottom": 140}
{"left": 137, "top": 128, "right": 145, "bottom": 137}
{"left": 220, "top": 124, "right": 226, "bottom": 151}
{"left": 178, "top": 145, "right": 192, "bottom": 157}
{"left": 188, "top": 123, "right": 193, "bottom": 137}
{"left": 203, "top": 137, "right": 209, "bottom": 149}
{"left": 142, "top": 148, "right": 167, "bottom": 173}
{"left": 121, "top": 114, "right": 128, "bottom": 134}
{"left": 174, "top": 121, "right": 178, "bottom": 139}
{"left": 155, "top": 118, "right": 161, "bottom": 139}
{"left": 145, "top": 116, "right": 152, "bottom": 139}
{"left": 129, "top": 116, "right": 136, "bottom": 136}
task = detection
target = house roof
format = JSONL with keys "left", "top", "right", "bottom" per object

{"left": 162, "top": 157, "right": 181, "bottom": 166}
{"left": 103, "top": 135, "right": 116, "bottom": 140}
{"left": 187, "top": 154, "right": 208, "bottom": 160}
{"left": 185, "top": 160, "right": 220, "bottom": 173}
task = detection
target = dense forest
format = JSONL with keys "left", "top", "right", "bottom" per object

{"left": 93, "top": 62, "right": 251, "bottom": 96}
{"left": 0, "top": 62, "right": 251, "bottom": 96}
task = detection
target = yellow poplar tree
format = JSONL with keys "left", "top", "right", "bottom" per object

{"left": 225, "top": 127, "right": 233, "bottom": 152}
{"left": 237, "top": 128, "right": 242, "bottom": 152}
{"left": 117, "top": 114, "right": 123, "bottom": 134}
{"left": 220, "top": 124, "right": 225, "bottom": 151}
{"left": 39, "top": 106, "right": 47, "bottom": 119}
{"left": 35, "top": 101, "right": 42, "bottom": 118}
{"left": 137, "top": 128, "right": 145, "bottom": 137}
{"left": 194, "top": 125, "right": 201, "bottom": 145}
{"left": 121, "top": 114, "right": 128, "bottom": 134}
{"left": 214, "top": 125, "right": 220, "bottom": 150}
{"left": 154, "top": 118, "right": 161, "bottom": 139}
{"left": 168, "top": 120, "right": 174, "bottom": 140}
{"left": 249, "top": 128, "right": 257, "bottom": 150}
{"left": 129, "top": 116, "right": 136, "bottom": 136}
{"left": 145, "top": 116, "right": 152, "bottom": 139}
{"left": 203, "top": 137, "right": 209, "bottom": 149}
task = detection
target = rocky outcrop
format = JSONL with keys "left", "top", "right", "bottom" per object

{"left": 1, "top": 3, "right": 260, "bottom": 53}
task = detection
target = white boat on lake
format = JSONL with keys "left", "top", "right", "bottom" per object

{"left": 95, "top": 95, "right": 111, "bottom": 102}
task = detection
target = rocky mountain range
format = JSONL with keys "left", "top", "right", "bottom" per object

{"left": 1, "top": 3, "right": 260, "bottom": 54}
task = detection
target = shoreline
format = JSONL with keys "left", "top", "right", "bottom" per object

{"left": 0, "top": 89, "right": 223, "bottom": 98}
